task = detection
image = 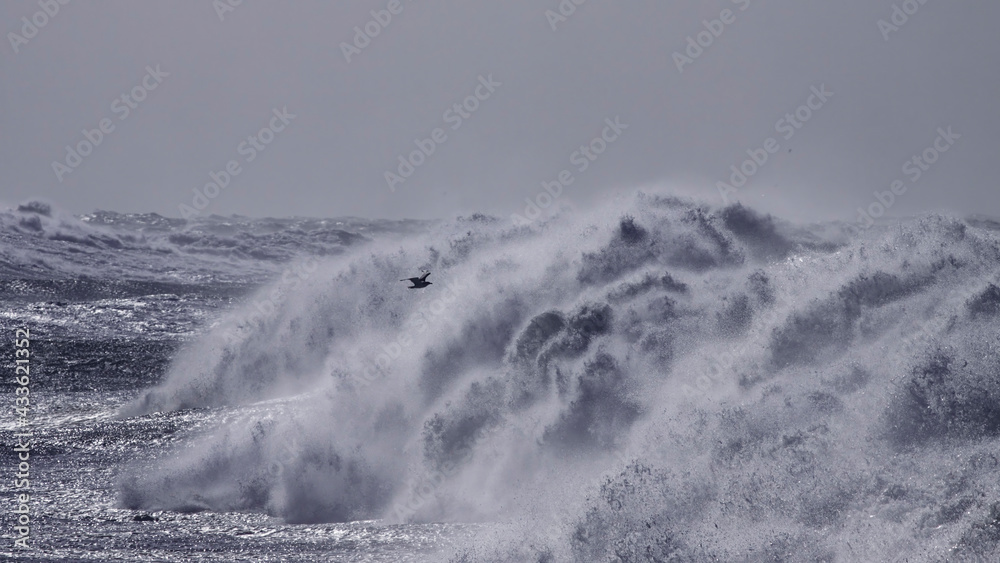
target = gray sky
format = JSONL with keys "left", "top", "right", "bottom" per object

{"left": 2, "top": 0, "right": 998, "bottom": 222}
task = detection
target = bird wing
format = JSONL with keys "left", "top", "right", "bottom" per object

{"left": 401, "top": 277, "right": 420, "bottom": 283}
{"left": 419, "top": 272, "right": 431, "bottom": 282}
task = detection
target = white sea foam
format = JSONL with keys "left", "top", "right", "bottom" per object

{"left": 114, "top": 193, "right": 1000, "bottom": 561}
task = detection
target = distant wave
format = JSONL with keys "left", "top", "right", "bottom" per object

{"left": 0, "top": 200, "right": 427, "bottom": 283}
{"left": 115, "top": 193, "right": 1000, "bottom": 561}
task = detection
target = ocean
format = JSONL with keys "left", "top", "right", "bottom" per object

{"left": 3, "top": 195, "right": 1000, "bottom": 562}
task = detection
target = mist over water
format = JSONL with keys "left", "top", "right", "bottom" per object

{"left": 117, "top": 193, "right": 1000, "bottom": 561}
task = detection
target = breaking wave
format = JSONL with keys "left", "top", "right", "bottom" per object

{"left": 117, "top": 193, "right": 1000, "bottom": 561}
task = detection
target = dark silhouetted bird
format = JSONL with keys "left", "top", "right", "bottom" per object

{"left": 400, "top": 271, "right": 432, "bottom": 289}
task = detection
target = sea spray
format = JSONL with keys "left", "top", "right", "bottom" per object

{"left": 115, "top": 195, "right": 1000, "bottom": 561}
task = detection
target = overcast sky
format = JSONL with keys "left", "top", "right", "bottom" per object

{"left": 2, "top": 0, "right": 998, "bottom": 222}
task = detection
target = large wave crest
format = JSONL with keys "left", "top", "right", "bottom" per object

{"left": 117, "top": 194, "right": 1000, "bottom": 561}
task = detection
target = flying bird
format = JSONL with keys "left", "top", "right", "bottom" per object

{"left": 400, "top": 271, "right": 432, "bottom": 289}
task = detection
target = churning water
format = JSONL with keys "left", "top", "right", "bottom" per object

{"left": 4, "top": 195, "right": 1000, "bottom": 561}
